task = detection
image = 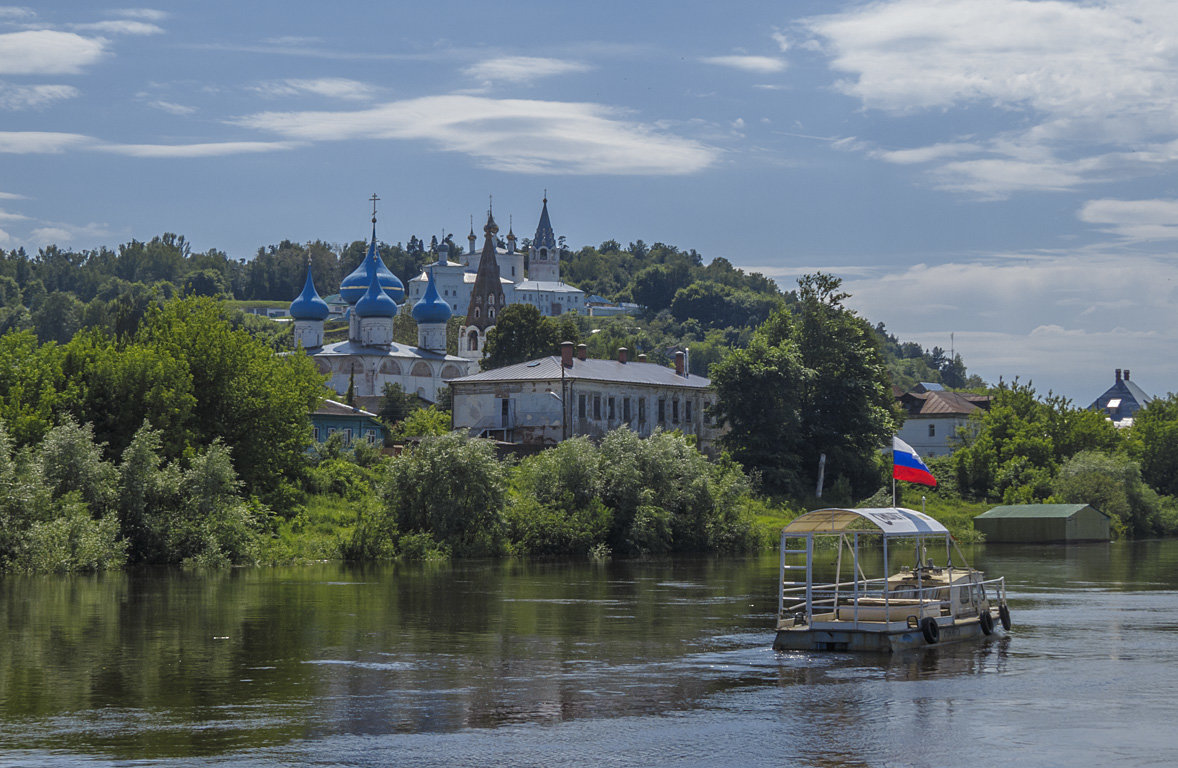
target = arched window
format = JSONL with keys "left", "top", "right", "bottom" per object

{"left": 540, "top": 248, "right": 547, "bottom": 260}
{"left": 489, "top": 308, "right": 495, "bottom": 320}
{"left": 467, "top": 330, "right": 479, "bottom": 351}
{"left": 474, "top": 307, "right": 480, "bottom": 319}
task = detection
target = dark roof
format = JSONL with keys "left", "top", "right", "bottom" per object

{"left": 898, "top": 389, "right": 990, "bottom": 417}
{"left": 533, "top": 198, "right": 556, "bottom": 250}
{"left": 976, "top": 504, "right": 1108, "bottom": 520}
{"left": 314, "top": 398, "right": 379, "bottom": 419}
{"left": 1089, "top": 374, "right": 1152, "bottom": 421}
{"left": 448, "top": 355, "right": 711, "bottom": 389}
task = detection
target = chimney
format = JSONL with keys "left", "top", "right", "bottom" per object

{"left": 1124, "top": 369, "right": 1130, "bottom": 381}
{"left": 560, "top": 341, "right": 574, "bottom": 368}
{"left": 576, "top": 343, "right": 588, "bottom": 361}
{"left": 637, "top": 353, "right": 647, "bottom": 362}
{"left": 618, "top": 347, "right": 628, "bottom": 364}
{"left": 675, "top": 350, "right": 685, "bottom": 377}
{"left": 1115, "top": 368, "right": 1122, "bottom": 381}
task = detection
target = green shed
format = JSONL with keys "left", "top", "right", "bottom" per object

{"left": 973, "top": 504, "right": 1110, "bottom": 543}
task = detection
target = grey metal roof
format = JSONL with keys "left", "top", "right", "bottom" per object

{"left": 513, "top": 280, "right": 585, "bottom": 294}
{"left": 314, "top": 340, "right": 467, "bottom": 363}
{"left": 314, "top": 398, "right": 379, "bottom": 419}
{"left": 448, "top": 355, "right": 711, "bottom": 388}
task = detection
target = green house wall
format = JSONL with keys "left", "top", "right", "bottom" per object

{"left": 974, "top": 505, "right": 1110, "bottom": 543}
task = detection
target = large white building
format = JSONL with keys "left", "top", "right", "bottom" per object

{"left": 448, "top": 342, "right": 721, "bottom": 453}
{"left": 404, "top": 197, "right": 585, "bottom": 318}
{"left": 289, "top": 211, "right": 476, "bottom": 409}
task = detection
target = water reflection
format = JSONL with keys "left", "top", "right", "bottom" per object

{"left": 1, "top": 542, "right": 1177, "bottom": 766}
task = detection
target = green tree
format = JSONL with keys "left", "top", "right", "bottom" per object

{"left": 1054, "top": 451, "right": 1168, "bottom": 538}
{"left": 1128, "top": 394, "right": 1178, "bottom": 497}
{"left": 710, "top": 274, "right": 896, "bottom": 497}
{"left": 481, "top": 303, "right": 561, "bottom": 370}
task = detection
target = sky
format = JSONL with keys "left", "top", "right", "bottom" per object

{"left": 2, "top": 0, "right": 1177, "bottom": 405}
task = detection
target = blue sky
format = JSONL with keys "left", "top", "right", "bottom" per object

{"left": 3, "top": 0, "right": 1177, "bottom": 404}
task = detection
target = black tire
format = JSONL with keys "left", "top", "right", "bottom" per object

{"left": 920, "top": 617, "right": 940, "bottom": 644}
{"left": 979, "top": 610, "right": 994, "bottom": 636}
{"left": 999, "top": 604, "right": 1012, "bottom": 631}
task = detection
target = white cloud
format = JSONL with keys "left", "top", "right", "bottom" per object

{"left": 231, "top": 95, "right": 717, "bottom": 175}
{"left": 0, "top": 7, "right": 34, "bottom": 19}
{"left": 0, "top": 191, "right": 25, "bottom": 199}
{"left": 802, "top": 0, "right": 1178, "bottom": 196}
{"left": 99, "top": 141, "right": 301, "bottom": 158}
{"left": 771, "top": 29, "right": 790, "bottom": 52}
{"left": 252, "top": 78, "right": 378, "bottom": 101}
{"left": 0, "top": 30, "right": 107, "bottom": 75}
{"left": 875, "top": 142, "right": 981, "bottom": 165}
{"left": 110, "top": 9, "right": 168, "bottom": 22}
{"left": 1079, "top": 198, "right": 1178, "bottom": 241}
{"left": 464, "top": 56, "right": 591, "bottom": 84}
{"left": 835, "top": 250, "right": 1178, "bottom": 399}
{"left": 0, "top": 83, "right": 77, "bottom": 109}
{"left": 28, "top": 221, "right": 113, "bottom": 248}
{"left": 69, "top": 20, "right": 163, "bottom": 36}
{"left": 0, "top": 208, "right": 28, "bottom": 221}
{"left": 147, "top": 99, "right": 196, "bottom": 115}
{"left": 701, "top": 55, "right": 787, "bottom": 74}
{"left": 0, "top": 131, "right": 93, "bottom": 153}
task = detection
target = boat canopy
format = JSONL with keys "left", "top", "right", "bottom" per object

{"left": 782, "top": 507, "right": 949, "bottom": 537}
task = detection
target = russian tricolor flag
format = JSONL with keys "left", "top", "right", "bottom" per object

{"left": 893, "top": 437, "right": 937, "bottom": 487}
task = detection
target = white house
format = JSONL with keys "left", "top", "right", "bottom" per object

{"left": 895, "top": 383, "right": 990, "bottom": 458}
{"left": 448, "top": 342, "right": 721, "bottom": 452}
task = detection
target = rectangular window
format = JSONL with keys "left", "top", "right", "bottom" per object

{"left": 638, "top": 398, "right": 646, "bottom": 425}
{"left": 313, "top": 427, "right": 320, "bottom": 442}
{"left": 594, "top": 395, "right": 601, "bottom": 420}
{"left": 672, "top": 399, "right": 679, "bottom": 423}
{"left": 685, "top": 400, "right": 692, "bottom": 422}
{"left": 658, "top": 398, "right": 666, "bottom": 423}
{"left": 367, "top": 430, "right": 377, "bottom": 444}
{"left": 579, "top": 393, "right": 587, "bottom": 418}
{"left": 623, "top": 397, "right": 631, "bottom": 423}
{"left": 929, "top": 424, "right": 936, "bottom": 438}
{"left": 608, "top": 397, "right": 616, "bottom": 420}
{"left": 344, "top": 428, "right": 353, "bottom": 445}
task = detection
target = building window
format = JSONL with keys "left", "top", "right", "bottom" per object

{"left": 344, "top": 428, "right": 353, "bottom": 445}
{"left": 467, "top": 330, "right": 479, "bottom": 351}
{"left": 313, "top": 427, "right": 320, "bottom": 442}
{"left": 658, "top": 398, "right": 666, "bottom": 423}
{"left": 623, "top": 397, "right": 631, "bottom": 423}
{"left": 594, "top": 395, "right": 601, "bottom": 420}
{"left": 929, "top": 424, "right": 936, "bottom": 438}
{"left": 579, "top": 393, "right": 586, "bottom": 418}
{"left": 608, "top": 397, "right": 616, "bottom": 421}
{"left": 685, "top": 400, "right": 692, "bottom": 422}
{"left": 366, "top": 430, "right": 377, "bottom": 444}
{"left": 672, "top": 399, "right": 679, "bottom": 423}
{"left": 474, "top": 307, "right": 481, "bottom": 319}
{"left": 638, "top": 397, "right": 646, "bottom": 425}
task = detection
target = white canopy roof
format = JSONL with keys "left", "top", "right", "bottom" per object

{"left": 783, "top": 507, "right": 949, "bottom": 537}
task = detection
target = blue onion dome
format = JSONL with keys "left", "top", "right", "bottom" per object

{"left": 412, "top": 268, "right": 452, "bottom": 325}
{"left": 355, "top": 266, "right": 398, "bottom": 318}
{"left": 339, "top": 222, "right": 405, "bottom": 304}
{"left": 289, "top": 262, "right": 330, "bottom": 321}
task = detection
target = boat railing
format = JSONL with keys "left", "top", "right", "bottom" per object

{"left": 781, "top": 575, "right": 1008, "bottom": 624}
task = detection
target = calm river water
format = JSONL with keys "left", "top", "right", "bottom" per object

{"left": 2, "top": 541, "right": 1177, "bottom": 767}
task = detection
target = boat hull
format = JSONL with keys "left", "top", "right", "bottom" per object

{"left": 773, "top": 616, "right": 994, "bottom": 653}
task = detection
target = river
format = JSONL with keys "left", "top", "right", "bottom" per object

{"left": 2, "top": 541, "right": 1176, "bottom": 767}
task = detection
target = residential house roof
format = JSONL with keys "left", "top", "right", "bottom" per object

{"left": 448, "top": 355, "right": 711, "bottom": 389}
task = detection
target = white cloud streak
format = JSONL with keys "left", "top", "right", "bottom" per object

{"left": 99, "top": 141, "right": 301, "bottom": 158}
{"left": 802, "top": 0, "right": 1178, "bottom": 196}
{"left": 231, "top": 95, "right": 717, "bottom": 175}
{"left": 0, "top": 30, "right": 107, "bottom": 75}
{"left": 252, "top": 77, "right": 378, "bottom": 101}
{"left": 0, "top": 83, "right": 77, "bottom": 109}
{"left": 463, "top": 56, "right": 591, "bottom": 84}
{"left": 69, "top": 20, "right": 163, "bottom": 36}
{"left": 701, "top": 55, "right": 787, "bottom": 74}
{"left": 1079, "top": 198, "right": 1178, "bottom": 241}
{"left": 0, "top": 131, "right": 93, "bottom": 153}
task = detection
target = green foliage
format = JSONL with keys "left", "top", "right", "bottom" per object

{"left": 380, "top": 433, "right": 507, "bottom": 557}
{"left": 711, "top": 274, "right": 896, "bottom": 498}
{"left": 670, "top": 280, "right": 782, "bottom": 330}
{"left": 12, "top": 493, "right": 126, "bottom": 573}
{"left": 481, "top": 303, "right": 575, "bottom": 370}
{"left": 1128, "top": 394, "right": 1178, "bottom": 497}
{"left": 953, "top": 380, "right": 1124, "bottom": 503}
{"left": 392, "top": 406, "right": 451, "bottom": 438}
{"left": 378, "top": 382, "right": 417, "bottom": 425}
{"left": 1053, "top": 451, "right": 1172, "bottom": 538}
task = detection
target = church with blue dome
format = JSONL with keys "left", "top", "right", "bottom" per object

{"left": 289, "top": 201, "right": 476, "bottom": 408}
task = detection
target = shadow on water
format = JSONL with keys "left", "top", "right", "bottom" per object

{"left": 2, "top": 541, "right": 1177, "bottom": 766}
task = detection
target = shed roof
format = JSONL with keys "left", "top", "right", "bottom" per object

{"left": 976, "top": 503, "right": 1108, "bottom": 519}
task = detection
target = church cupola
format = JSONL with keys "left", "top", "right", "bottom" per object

{"left": 460, "top": 206, "right": 507, "bottom": 361}
{"left": 413, "top": 268, "right": 451, "bottom": 352}
{"left": 467, "top": 216, "right": 477, "bottom": 256}
{"left": 290, "top": 258, "right": 329, "bottom": 349}
{"left": 339, "top": 196, "right": 405, "bottom": 305}
{"left": 528, "top": 194, "right": 560, "bottom": 283}
{"left": 355, "top": 262, "right": 397, "bottom": 346}
{"left": 506, "top": 217, "right": 516, "bottom": 254}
